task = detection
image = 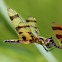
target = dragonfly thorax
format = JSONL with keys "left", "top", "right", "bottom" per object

{"left": 36, "top": 36, "right": 46, "bottom": 44}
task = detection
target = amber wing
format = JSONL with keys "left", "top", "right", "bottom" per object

{"left": 52, "top": 22, "right": 62, "bottom": 46}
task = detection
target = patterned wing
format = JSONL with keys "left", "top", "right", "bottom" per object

{"left": 52, "top": 22, "right": 62, "bottom": 46}
{"left": 16, "top": 22, "right": 36, "bottom": 43}
{"left": 6, "top": 9, "right": 36, "bottom": 44}
{"left": 8, "top": 8, "right": 23, "bottom": 28}
{"left": 26, "top": 16, "right": 40, "bottom": 37}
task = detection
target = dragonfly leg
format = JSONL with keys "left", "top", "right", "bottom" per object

{"left": 42, "top": 45, "right": 56, "bottom": 52}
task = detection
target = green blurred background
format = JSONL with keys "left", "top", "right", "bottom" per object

{"left": 0, "top": 0, "right": 62, "bottom": 62}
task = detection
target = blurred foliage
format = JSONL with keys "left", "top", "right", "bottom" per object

{"left": 0, "top": 0, "right": 62, "bottom": 62}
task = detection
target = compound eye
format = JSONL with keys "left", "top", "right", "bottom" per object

{"left": 48, "top": 37, "right": 52, "bottom": 39}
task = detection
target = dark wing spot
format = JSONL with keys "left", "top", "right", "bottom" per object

{"left": 56, "top": 34, "right": 62, "bottom": 39}
{"left": 26, "top": 20, "right": 36, "bottom": 22}
{"left": 16, "top": 27, "right": 18, "bottom": 31}
{"left": 31, "top": 35, "right": 33, "bottom": 38}
{"left": 19, "top": 32, "right": 23, "bottom": 34}
{"left": 28, "top": 32, "right": 31, "bottom": 34}
{"left": 35, "top": 30, "right": 38, "bottom": 33}
{"left": 52, "top": 27, "right": 62, "bottom": 30}
{"left": 61, "top": 41, "right": 62, "bottom": 43}
{"left": 10, "top": 14, "right": 19, "bottom": 20}
{"left": 31, "top": 35, "right": 34, "bottom": 40}
{"left": 22, "top": 35, "right": 26, "bottom": 40}
{"left": 17, "top": 25, "right": 30, "bottom": 29}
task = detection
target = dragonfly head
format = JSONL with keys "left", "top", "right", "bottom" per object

{"left": 45, "top": 37, "right": 55, "bottom": 48}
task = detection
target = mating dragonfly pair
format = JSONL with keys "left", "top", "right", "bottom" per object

{"left": 4, "top": 8, "right": 62, "bottom": 52}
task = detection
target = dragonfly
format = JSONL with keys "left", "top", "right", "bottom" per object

{"left": 52, "top": 22, "right": 62, "bottom": 49}
{"left": 4, "top": 8, "right": 61, "bottom": 52}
